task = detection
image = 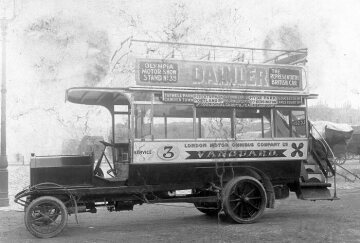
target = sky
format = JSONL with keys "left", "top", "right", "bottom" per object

{"left": 2, "top": 0, "right": 360, "bottom": 158}
{"left": 6, "top": 0, "right": 360, "bottom": 107}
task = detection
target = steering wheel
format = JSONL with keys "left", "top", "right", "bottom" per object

{"left": 99, "top": 141, "right": 113, "bottom": 147}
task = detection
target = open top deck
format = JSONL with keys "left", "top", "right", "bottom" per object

{"left": 64, "top": 39, "right": 315, "bottom": 166}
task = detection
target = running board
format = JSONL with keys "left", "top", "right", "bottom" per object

{"left": 297, "top": 183, "right": 336, "bottom": 201}
{"left": 147, "top": 195, "right": 218, "bottom": 204}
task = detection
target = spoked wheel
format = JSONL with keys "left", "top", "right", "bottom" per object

{"left": 334, "top": 155, "right": 346, "bottom": 165}
{"left": 222, "top": 176, "right": 267, "bottom": 224}
{"left": 24, "top": 196, "right": 68, "bottom": 238}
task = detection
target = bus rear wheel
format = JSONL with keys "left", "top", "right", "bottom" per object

{"left": 222, "top": 176, "right": 267, "bottom": 224}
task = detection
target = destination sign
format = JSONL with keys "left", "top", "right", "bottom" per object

{"left": 136, "top": 58, "right": 304, "bottom": 91}
{"left": 162, "top": 92, "right": 303, "bottom": 107}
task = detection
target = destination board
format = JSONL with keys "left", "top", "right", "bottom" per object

{"left": 162, "top": 92, "right": 303, "bottom": 107}
{"left": 136, "top": 58, "right": 304, "bottom": 91}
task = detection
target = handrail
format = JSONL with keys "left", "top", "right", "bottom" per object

{"left": 263, "top": 49, "right": 308, "bottom": 64}
{"left": 310, "top": 124, "right": 335, "bottom": 159}
{"left": 131, "top": 39, "right": 308, "bottom": 54}
{"left": 311, "top": 123, "right": 360, "bottom": 190}
{"left": 309, "top": 123, "right": 337, "bottom": 198}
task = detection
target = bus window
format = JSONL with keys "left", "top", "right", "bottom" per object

{"left": 196, "top": 108, "right": 232, "bottom": 139}
{"left": 235, "top": 109, "right": 271, "bottom": 139}
{"left": 114, "top": 115, "right": 129, "bottom": 142}
{"left": 274, "top": 109, "right": 291, "bottom": 137}
{"left": 135, "top": 105, "right": 152, "bottom": 139}
{"left": 135, "top": 104, "right": 194, "bottom": 139}
{"left": 152, "top": 104, "right": 194, "bottom": 139}
{"left": 114, "top": 105, "right": 130, "bottom": 142}
{"left": 291, "top": 110, "right": 306, "bottom": 137}
{"left": 274, "top": 108, "right": 306, "bottom": 138}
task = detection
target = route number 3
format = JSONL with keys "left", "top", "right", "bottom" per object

{"left": 157, "top": 145, "right": 179, "bottom": 161}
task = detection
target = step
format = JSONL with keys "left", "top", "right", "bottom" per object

{"left": 300, "top": 182, "right": 331, "bottom": 188}
{"left": 297, "top": 187, "right": 333, "bottom": 200}
{"left": 305, "top": 172, "right": 326, "bottom": 183}
{"left": 303, "top": 164, "right": 321, "bottom": 173}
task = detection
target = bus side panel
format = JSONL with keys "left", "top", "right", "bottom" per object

{"left": 127, "top": 160, "right": 301, "bottom": 188}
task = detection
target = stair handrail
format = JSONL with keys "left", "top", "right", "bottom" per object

{"left": 310, "top": 123, "right": 336, "bottom": 159}
{"left": 309, "top": 122, "right": 338, "bottom": 199}
{"left": 310, "top": 122, "right": 360, "bottom": 192}
{"left": 309, "top": 123, "right": 337, "bottom": 175}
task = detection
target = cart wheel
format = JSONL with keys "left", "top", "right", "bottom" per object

{"left": 334, "top": 155, "right": 346, "bottom": 165}
{"left": 222, "top": 176, "right": 267, "bottom": 224}
{"left": 346, "top": 152, "right": 355, "bottom": 160}
{"left": 24, "top": 196, "right": 68, "bottom": 238}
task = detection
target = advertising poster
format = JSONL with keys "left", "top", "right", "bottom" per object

{"left": 133, "top": 139, "right": 308, "bottom": 163}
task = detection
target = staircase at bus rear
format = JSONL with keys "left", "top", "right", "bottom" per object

{"left": 296, "top": 150, "right": 337, "bottom": 201}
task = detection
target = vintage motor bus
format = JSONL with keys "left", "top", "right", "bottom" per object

{"left": 15, "top": 40, "right": 336, "bottom": 238}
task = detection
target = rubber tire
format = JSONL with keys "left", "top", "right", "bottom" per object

{"left": 24, "top": 196, "right": 68, "bottom": 238}
{"left": 222, "top": 176, "right": 267, "bottom": 224}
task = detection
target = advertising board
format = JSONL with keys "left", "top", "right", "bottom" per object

{"left": 133, "top": 139, "right": 308, "bottom": 163}
{"left": 162, "top": 92, "right": 303, "bottom": 107}
{"left": 135, "top": 58, "right": 304, "bottom": 91}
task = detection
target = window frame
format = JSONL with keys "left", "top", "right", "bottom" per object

{"left": 133, "top": 102, "right": 195, "bottom": 140}
{"left": 273, "top": 107, "right": 308, "bottom": 139}
{"left": 132, "top": 101, "right": 308, "bottom": 141}
{"left": 234, "top": 108, "right": 272, "bottom": 140}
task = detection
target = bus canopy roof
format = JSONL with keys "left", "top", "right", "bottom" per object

{"left": 66, "top": 88, "right": 130, "bottom": 107}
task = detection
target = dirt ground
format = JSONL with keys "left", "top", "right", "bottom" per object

{"left": 2, "top": 161, "right": 360, "bottom": 242}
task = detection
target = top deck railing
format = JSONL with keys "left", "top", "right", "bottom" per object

{"left": 108, "top": 38, "right": 309, "bottom": 91}
{"left": 119, "top": 38, "right": 308, "bottom": 65}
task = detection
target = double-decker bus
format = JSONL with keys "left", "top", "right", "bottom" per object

{"left": 15, "top": 39, "right": 336, "bottom": 238}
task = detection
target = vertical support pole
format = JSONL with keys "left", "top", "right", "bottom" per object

{"left": 193, "top": 106, "right": 196, "bottom": 139}
{"left": 289, "top": 110, "right": 293, "bottom": 137}
{"left": 164, "top": 115, "right": 167, "bottom": 139}
{"left": 231, "top": 108, "right": 236, "bottom": 139}
{"left": 130, "top": 100, "right": 135, "bottom": 162}
{"left": 261, "top": 115, "right": 264, "bottom": 138}
{"left": 305, "top": 98, "right": 309, "bottom": 137}
{"left": 150, "top": 93, "right": 154, "bottom": 141}
{"left": 140, "top": 109, "right": 143, "bottom": 139}
{"left": 111, "top": 106, "right": 116, "bottom": 163}
{"left": 271, "top": 108, "right": 275, "bottom": 138}
{"left": 0, "top": 20, "right": 9, "bottom": 206}
{"left": 128, "top": 105, "right": 130, "bottom": 133}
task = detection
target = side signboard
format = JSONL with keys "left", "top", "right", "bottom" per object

{"left": 135, "top": 58, "right": 304, "bottom": 91}
{"left": 133, "top": 140, "right": 308, "bottom": 163}
{"left": 162, "top": 92, "right": 303, "bottom": 107}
